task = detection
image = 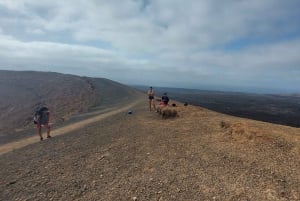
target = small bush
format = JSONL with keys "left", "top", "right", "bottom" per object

{"left": 161, "top": 108, "right": 178, "bottom": 119}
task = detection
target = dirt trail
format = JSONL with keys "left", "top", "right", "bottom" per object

{"left": 0, "top": 100, "right": 142, "bottom": 156}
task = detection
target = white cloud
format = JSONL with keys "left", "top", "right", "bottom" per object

{"left": 26, "top": 28, "right": 45, "bottom": 35}
{"left": 0, "top": 0, "right": 299, "bottom": 93}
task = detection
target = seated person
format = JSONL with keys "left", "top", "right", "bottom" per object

{"left": 161, "top": 93, "right": 169, "bottom": 106}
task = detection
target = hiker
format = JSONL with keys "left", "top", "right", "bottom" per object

{"left": 36, "top": 107, "right": 51, "bottom": 141}
{"left": 147, "top": 86, "right": 156, "bottom": 111}
{"left": 161, "top": 92, "right": 170, "bottom": 106}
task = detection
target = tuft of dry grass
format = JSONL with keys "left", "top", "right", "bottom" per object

{"left": 156, "top": 106, "right": 178, "bottom": 119}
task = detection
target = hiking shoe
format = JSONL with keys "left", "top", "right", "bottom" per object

{"left": 47, "top": 135, "right": 52, "bottom": 139}
{"left": 40, "top": 137, "right": 43, "bottom": 141}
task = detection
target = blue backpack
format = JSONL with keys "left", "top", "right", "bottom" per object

{"left": 33, "top": 107, "right": 49, "bottom": 124}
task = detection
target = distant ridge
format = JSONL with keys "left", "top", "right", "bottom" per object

{"left": 134, "top": 85, "right": 300, "bottom": 128}
{"left": 0, "top": 70, "right": 141, "bottom": 139}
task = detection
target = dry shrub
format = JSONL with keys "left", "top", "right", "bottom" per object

{"left": 220, "top": 121, "right": 267, "bottom": 143}
{"left": 156, "top": 106, "right": 163, "bottom": 114}
{"left": 160, "top": 107, "right": 178, "bottom": 119}
{"left": 220, "top": 120, "right": 230, "bottom": 129}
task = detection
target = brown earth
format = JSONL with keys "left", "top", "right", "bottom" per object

{"left": 0, "top": 100, "right": 141, "bottom": 156}
{"left": 1, "top": 97, "right": 299, "bottom": 201}
{"left": 0, "top": 70, "right": 140, "bottom": 140}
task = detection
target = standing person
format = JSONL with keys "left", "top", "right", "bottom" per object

{"left": 147, "top": 86, "right": 156, "bottom": 111}
{"left": 36, "top": 106, "right": 51, "bottom": 141}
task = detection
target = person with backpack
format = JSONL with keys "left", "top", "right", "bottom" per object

{"left": 161, "top": 92, "right": 170, "bottom": 106}
{"left": 35, "top": 107, "right": 51, "bottom": 141}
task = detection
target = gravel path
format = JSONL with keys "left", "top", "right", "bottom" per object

{"left": 0, "top": 100, "right": 142, "bottom": 156}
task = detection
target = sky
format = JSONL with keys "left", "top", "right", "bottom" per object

{"left": 0, "top": 0, "right": 299, "bottom": 93}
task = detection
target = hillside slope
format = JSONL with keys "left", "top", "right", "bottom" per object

{"left": 0, "top": 99, "right": 299, "bottom": 200}
{"left": 0, "top": 70, "right": 141, "bottom": 140}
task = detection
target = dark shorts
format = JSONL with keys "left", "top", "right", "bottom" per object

{"left": 37, "top": 122, "right": 49, "bottom": 128}
{"left": 149, "top": 96, "right": 154, "bottom": 100}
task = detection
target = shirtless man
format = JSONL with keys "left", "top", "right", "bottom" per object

{"left": 147, "top": 86, "right": 156, "bottom": 111}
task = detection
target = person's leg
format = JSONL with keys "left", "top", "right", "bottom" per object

{"left": 152, "top": 99, "right": 156, "bottom": 110}
{"left": 46, "top": 124, "right": 51, "bottom": 138}
{"left": 149, "top": 99, "right": 152, "bottom": 111}
{"left": 37, "top": 125, "right": 43, "bottom": 140}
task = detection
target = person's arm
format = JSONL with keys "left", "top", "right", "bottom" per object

{"left": 148, "top": 90, "right": 154, "bottom": 96}
{"left": 47, "top": 111, "right": 50, "bottom": 124}
{"left": 37, "top": 113, "right": 41, "bottom": 125}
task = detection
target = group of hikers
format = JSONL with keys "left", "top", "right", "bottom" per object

{"left": 147, "top": 86, "right": 169, "bottom": 111}
{"left": 34, "top": 86, "right": 169, "bottom": 140}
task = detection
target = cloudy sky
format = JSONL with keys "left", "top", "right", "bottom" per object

{"left": 0, "top": 0, "right": 299, "bottom": 93}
